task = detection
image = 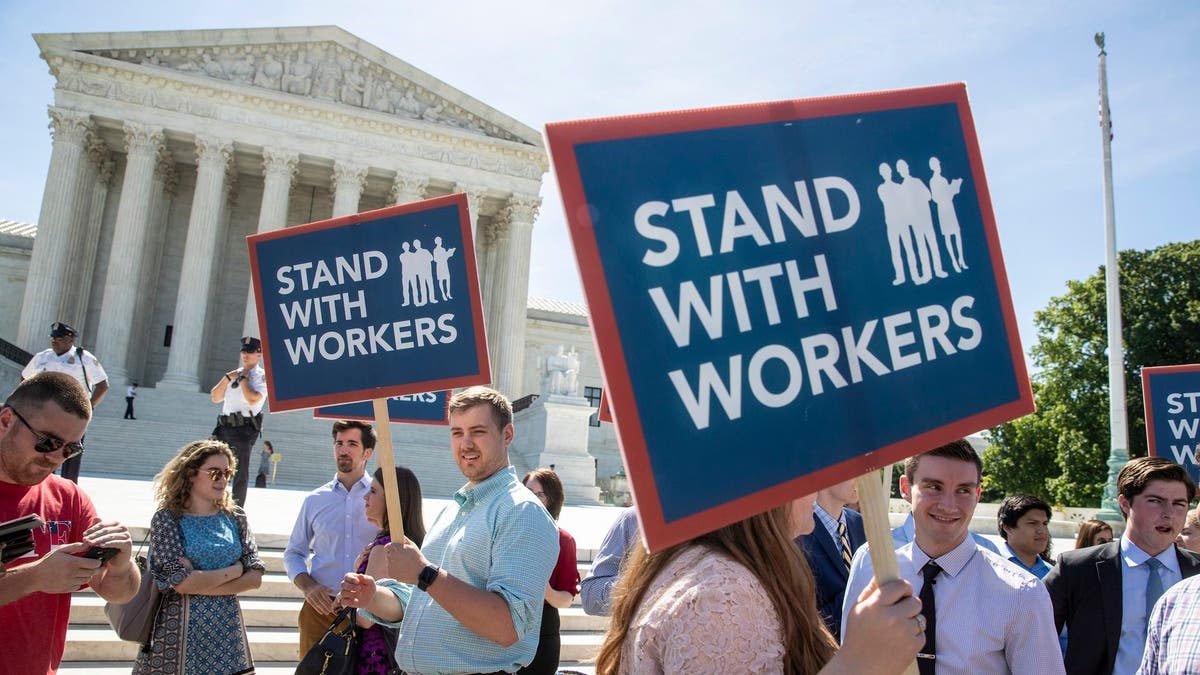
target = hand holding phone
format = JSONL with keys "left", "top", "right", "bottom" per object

{"left": 80, "top": 546, "right": 119, "bottom": 563}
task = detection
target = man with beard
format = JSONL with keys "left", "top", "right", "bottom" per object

{"left": 0, "top": 373, "right": 138, "bottom": 674}
{"left": 283, "top": 419, "right": 377, "bottom": 656}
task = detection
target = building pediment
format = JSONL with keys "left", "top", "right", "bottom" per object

{"left": 34, "top": 26, "right": 540, "bottom": 147}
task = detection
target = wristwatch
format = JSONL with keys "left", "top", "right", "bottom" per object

{"left": 418, "top": 564, "right": 440, "bottom": 591}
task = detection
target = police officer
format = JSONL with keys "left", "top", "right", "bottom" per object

{"left": 210, "top": 336, "right": 267, "bottom": 507}
{"left": 21, "top": 321, "right": 109, "bottom": 482}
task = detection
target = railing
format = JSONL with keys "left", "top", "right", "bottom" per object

{"left": 0, "top": 336, "right": 31, "bottom": 367}
{"left": 511, "top": 393, "right": 539, "bottom": 413}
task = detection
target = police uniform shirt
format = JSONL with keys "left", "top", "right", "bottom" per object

{"left": 22, "top": 348, "right": 108, "bottom": 393}
{"left": 221, "top": 364, "right": 267, "bottom": 416}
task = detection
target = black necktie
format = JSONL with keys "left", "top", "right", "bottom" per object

{"left": 919, "top": 560, "right": 941, "bottom": 675}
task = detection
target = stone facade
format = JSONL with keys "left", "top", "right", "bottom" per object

{"left": 4, "top": 27, "right": 632, "bottom": 501}
{"left": 17, "top": 27, "right": 545, "bottom": 399}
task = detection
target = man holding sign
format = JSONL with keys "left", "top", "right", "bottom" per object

{"left": 842, "top": 440, "right": 1063, "bottom": 673}
{"left": 362, "top": 387, "right": 558, "bottom": 674}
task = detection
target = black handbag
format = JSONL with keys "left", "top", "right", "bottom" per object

{"left": 295, "top": 606, "right": 359, "bottom": 675}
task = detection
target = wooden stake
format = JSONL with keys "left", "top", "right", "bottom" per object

{"left": 855, "top": 470, "right": 919, "bottom": 675}
{"left": 372, "top": 398, "right": 405, "bottom": 542}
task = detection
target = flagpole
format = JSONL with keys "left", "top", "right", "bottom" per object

{"left": 1093, "top": 32, "right": 1129, "bottom": 526}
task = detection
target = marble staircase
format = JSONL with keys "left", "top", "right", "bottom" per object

{"left": 62, "top": 537, "right": 607, "bottom": 672}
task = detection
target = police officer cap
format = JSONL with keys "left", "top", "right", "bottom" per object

{"left": 50, "top": 322, "right": 78, "bottom": 338}
{"left": 240, "top": 336, "right": 262, "bottom": 353}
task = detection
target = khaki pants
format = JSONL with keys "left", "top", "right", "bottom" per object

{"left": 297, "top": 599, "right": 336, "bottom": 658}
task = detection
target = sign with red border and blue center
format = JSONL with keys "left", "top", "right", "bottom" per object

{"left": 546, "top": 83, "right": 1033, "bottom": 550}
{"left": 247, "top": 194, "right": 489, "bottom": 413}
{"left": 1143, "top": 364, "right": 1200, "bottom": 484}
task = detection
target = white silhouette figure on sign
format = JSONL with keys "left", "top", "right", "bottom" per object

{"left": 896, "top": 159, "right": 948, "bottom": 284}
{"left": 878, "top": 163, "right": 920, "bottom": 285}
{"left": 432, "top": 236, "right": 457, "bottom": 301}
{"left": 928, "top": 157, "right": 968, "bottom": 272}
{"left": 411, "top": 239, "right": 437, "bottom": 306}
{"left": 399, "top": 241, "right": 417, "bottom": 307}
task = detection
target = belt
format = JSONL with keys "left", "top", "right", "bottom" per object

{"left": 217, "top": 412, "right": 263, "bottom": 430}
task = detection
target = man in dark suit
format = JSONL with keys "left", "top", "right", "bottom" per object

{"left": 1045, "top": 457, "right": 1200, "bottom": 675}
{"left": 798, "top": 478, "right": 865, "bottom": 640}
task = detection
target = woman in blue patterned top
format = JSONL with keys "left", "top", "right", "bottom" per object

{"left": 133, "top": 439, "right": 265, "bottom": 675}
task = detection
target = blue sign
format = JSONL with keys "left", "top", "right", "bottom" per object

{"left": 547, "top": 83, "right": 1033, "bottom": 550}
{"left": 1143, "top": 364, "right": 1200, "bottom": 483}
{"left": 248, "top": 194, "right": 489, "bottom": 412}
{"left": 314, "top": 390, "right": 449, "bottom": 426}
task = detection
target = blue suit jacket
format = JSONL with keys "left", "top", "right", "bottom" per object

{"left": 797, "top": 508, "right": 866, "bottom": 641}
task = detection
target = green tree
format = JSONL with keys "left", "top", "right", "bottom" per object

{"left": 982, "top": 240, "right": 1200, "bottom": 506}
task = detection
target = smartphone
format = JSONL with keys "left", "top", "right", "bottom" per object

{"left": 80, "top": 546, "right": 119, "bottom": 563}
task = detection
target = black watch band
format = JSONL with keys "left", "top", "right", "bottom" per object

{"left": 418, "top": 565, "right": 440, "bottom": 591}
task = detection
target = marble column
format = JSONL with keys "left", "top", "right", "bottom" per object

{"left": 158, "top": 135, "right": 233, "bottom": 390}
{"left": 492, "top": 195, "right": 540, "bottom": 397}
{"left": 127, "top": 147, "right": 178, "bottom": 384}
{"left": 331, "top": 160, "right": 367, "bottom": 217}
{"left": 456, "top": 182, "right": 485, "bottom": 250}
{"left": 389, "top": 170, "right": 427, "bottom": 206}
{"left": 94, "top": 122, "right": 164, "bottom": 384}
{"left": 482, "top": 218, "right": 506, "bottom": 372}
{"left": 243, "top": 148, "right": 298, "bottom": 337}
{"left": 16, "top": 108, "right": 94, "bottom": 351}
{"left": 67, "top": 154, "right": 115, "bottom": 331}
{"left": 57, "top": 130, "right": 108, "bottom": 328}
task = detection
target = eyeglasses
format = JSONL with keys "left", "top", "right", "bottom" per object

{"left": 205, "top": 468, "right": 235, "bottom": 482}
{"left": 3, "top": 404, "right": 85, "bottom": 460}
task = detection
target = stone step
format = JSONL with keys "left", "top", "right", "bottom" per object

{"left": 65, "top": 624, "right": 605, "bottom": 665}
{"left": 64, "top": 625, "right": 305, "bottom": 662}
{"left": 58, "top": 662, "right": 598, "bottom": 674}
{"left": 72, "top": 593, "right": 607, "bottom": 631}
{"left": 72, "top": 594, "right": 303, "bottom": 627}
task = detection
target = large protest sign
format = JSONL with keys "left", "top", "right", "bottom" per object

{"left": 247, "top": 194, "right": 489, "bottom": 412}
{"left": 546, "top": 83, "right": 1033, "bottom": 550}
{"left": 1143, "top": 364, "right": 1200, "bottom": 483}
{"left": 314, "top": 391, "right": 450, "bottom": 425}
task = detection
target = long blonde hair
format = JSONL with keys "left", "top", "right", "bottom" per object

{"left": 595, "top": 505, "right": 836, "bottom": 674}
{"left": 154, "top": 439, "right": 237, "bottom": 515}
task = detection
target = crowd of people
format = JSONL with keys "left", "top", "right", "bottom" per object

{"left": 6, "top": 369, "right": 1200, "bottom": 674}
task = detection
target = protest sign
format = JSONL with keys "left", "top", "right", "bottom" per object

{"left": 247, "top": 194, "right": 489, "bottom": 413}
{"left": 1143, "top": 364, "right": 1200, "bottom": 483}
{"left": 314, "top": 390, "right": 450, "bottom": 425}
{"left": 546, "top": 83, "right": 1033, "bottom": 550}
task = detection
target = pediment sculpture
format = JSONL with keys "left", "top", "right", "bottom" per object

{"left": 92, "top": 42, "right": 518, "bottom": 142}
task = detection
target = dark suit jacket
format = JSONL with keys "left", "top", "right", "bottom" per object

{"left": 1044, "top": 540, "right": 1200, "bottom": 675}
{"left": 797, "top": 507, "right": 865, "bottom": 641}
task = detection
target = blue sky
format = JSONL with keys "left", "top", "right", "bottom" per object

{"left": 2, "top": 1, "right": 1196, "bottom": 359}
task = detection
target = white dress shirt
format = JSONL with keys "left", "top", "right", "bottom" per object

{"left": 23, "top": 347, "right": 108, "bottom": 392}
{"left": 1115, "top": 537, "right": 1183, "bottom": 675}
{"left": 283, "top": 473, "right": 376, "bottom": 591}
{"left": 843, "top": 535, "right": 1065, "bottom": 674}
{"left": 221, "top": 363, "right": 266, "bottom": 415}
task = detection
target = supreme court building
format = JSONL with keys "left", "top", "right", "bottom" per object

{"left": 3, "top": 27, "right": 623, "bottom": 500}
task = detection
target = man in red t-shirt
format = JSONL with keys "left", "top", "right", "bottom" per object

{"left": 0, "top": 372, "right": 140, "bottom": 675}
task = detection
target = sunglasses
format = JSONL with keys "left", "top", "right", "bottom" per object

{"left": 205, "top": 467, "right": 235, "bottom": 482}
{"left": 4, "top": 405, "right": 85, "bottom": 460}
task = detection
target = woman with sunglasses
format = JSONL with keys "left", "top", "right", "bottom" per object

{"left": 134, "top": 440, "right": 265, "bottom": 675}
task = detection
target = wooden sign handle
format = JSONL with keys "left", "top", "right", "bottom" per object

{"left": 372, "top": 398, "right": 405, "bottom": 543}
{"left": 855, "top": 470, "right": 919, "bottom": 675}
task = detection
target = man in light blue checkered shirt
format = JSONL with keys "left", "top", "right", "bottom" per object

{"left": 360, "top": 386, "right": 559, "bottom": 674}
